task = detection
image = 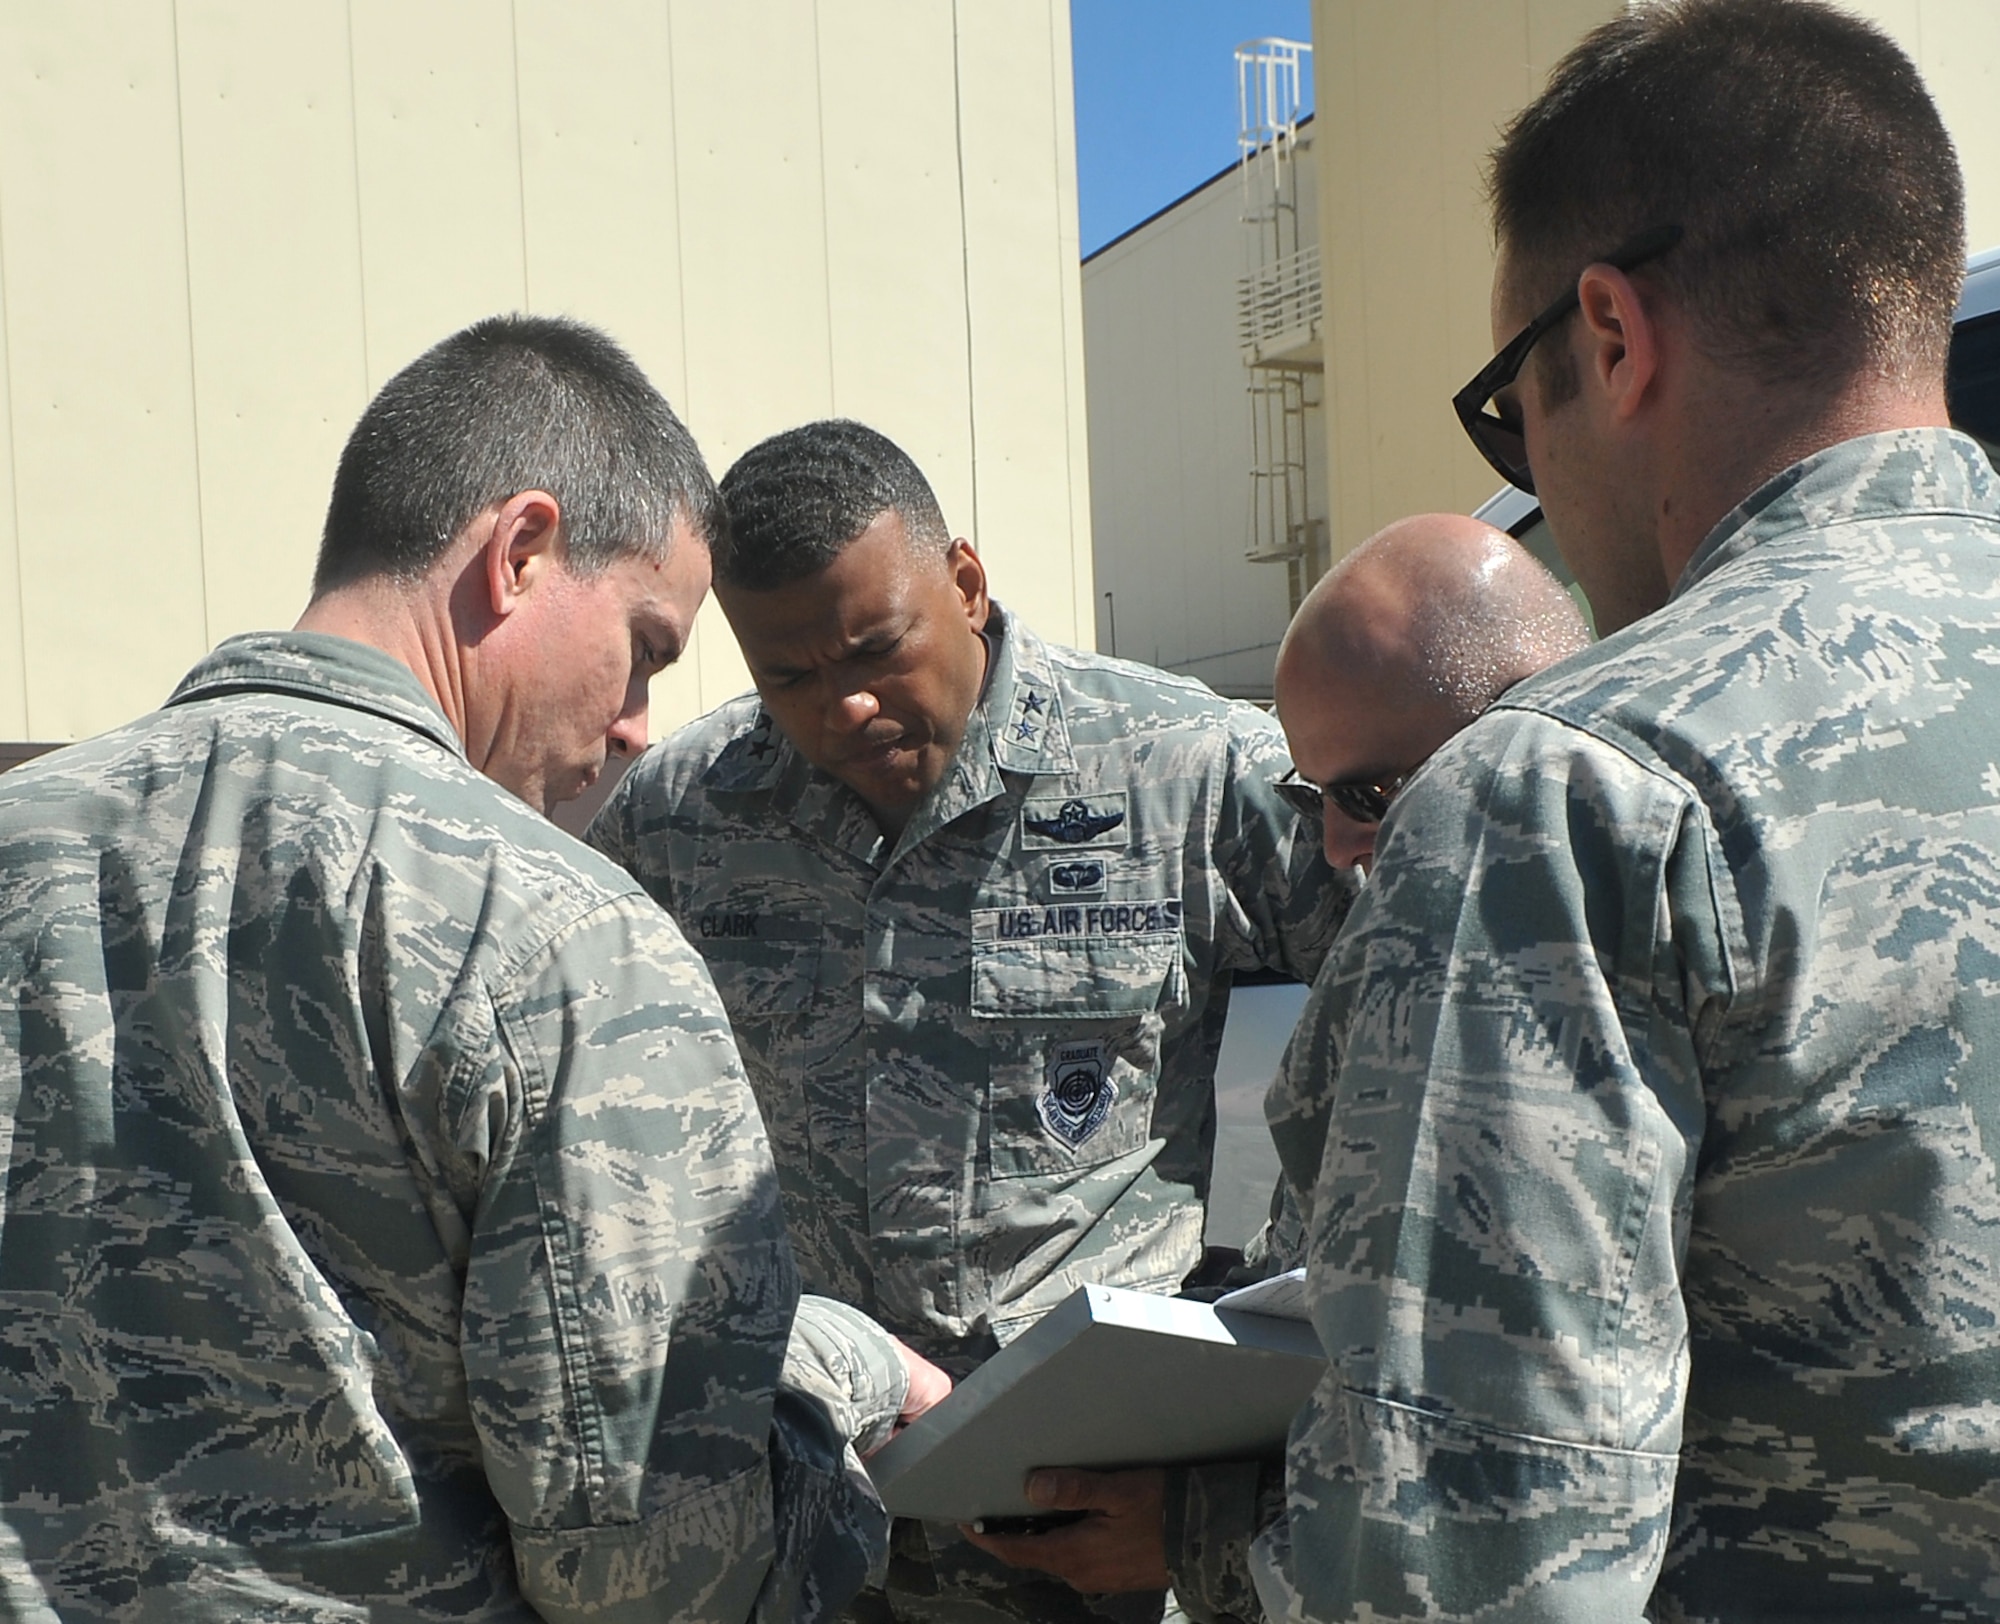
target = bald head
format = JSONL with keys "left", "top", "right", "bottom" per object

{"left": 1274, "top": 513, "right": 1590, "bottom": 869}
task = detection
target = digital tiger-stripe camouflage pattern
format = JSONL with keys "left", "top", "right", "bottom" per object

{"left": 0, "top": 631, "right": 901, "bottom": 1623}
{"left": 1254, "top": 428, "right": 2000, "bottom": 1622}
{"left": 589, "top": 606, "right": 1350, "bottom": 1370}
{"left": 590, "top": 605, "right": 1349, "bottom": 1624}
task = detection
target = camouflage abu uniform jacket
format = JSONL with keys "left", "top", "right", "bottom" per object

{"left": 589, "top": 606, "right": 1348, "bottom": 1367}
{"left": 1254, "top": 429, "right": 2000, "bottom": 1622}
{"left": 0, "top": 632, "right": 906, "bottom": 1624}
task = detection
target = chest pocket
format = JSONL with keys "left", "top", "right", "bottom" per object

{"left": 970, "top": 900, "right": 1185, "bottom": 1183}
{"left": 686, "top": 901, "right": 824, "bottom": 1019}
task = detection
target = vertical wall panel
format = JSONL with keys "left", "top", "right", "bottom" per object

{"left": 177, "top": 0, "right": 369, "bottom": 641}
{"left": 349, "top": 0, "right": 528, "bottom": 387}
{"left": 0, "top": 1, "right": 207, "bottom": 740}
{"left": 816, "top": 1, "right": 976, "bottom": 543}
{"left": 668, "top": 0, "right": 835, "bottom": 716}
{"left": 955, "top": 0, "right": 1086, "bottom": 644}
{"left": 514, "top": 0, "right": 686, "bottom": 403}
{"left": 513, "top": 0, "right": 707, "bottom": 734}
{"left": 0, "top": 201, "right": 25, "bottom": 737}
{"left": 1081, "top": 157, "right": 1304, "bottom": 696}
{"left": 1916, "top": 0, "right": 2000, "bottom": 253}
{"left": 1836, "top": 0, "right": 2000, "bottom": 256}
{"left": 0, "top": 2, "right": 1094, "bottom": 746}
{"left": 1311, "top": 0, "right": 1370, "bottom": 549}
{"left": 1045, "top": 0, "right": 1096, "bottom": 648}
{"left": 1313, "top": 0, "right": 1620, "bottom": 565}
{"left": 668, "top": 0, "right": 834, "bottom": 461}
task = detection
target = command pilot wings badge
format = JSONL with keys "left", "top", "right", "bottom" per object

{"left": 1020, "top": 795, "right": 1127, "bottom": 847}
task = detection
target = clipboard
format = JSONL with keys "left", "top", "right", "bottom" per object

{"left": 865, "top": 1280, "right": 1323, "bottom": 1523}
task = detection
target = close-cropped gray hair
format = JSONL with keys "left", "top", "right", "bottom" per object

{"left": 313, "top": 313, "right": 721, "bottom": 594}
{"left": 714, "top": 419, "right": 951, "bottom": 591}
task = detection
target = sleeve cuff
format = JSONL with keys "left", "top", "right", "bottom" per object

{"left": 781, "top": 1295, "right": 910, "bottom": 1456}
{"left": 1164, "top": 1458, "right": 1285, "bottom": 1624}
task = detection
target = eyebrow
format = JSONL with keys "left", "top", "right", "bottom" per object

{"left": 645, "top": 619, "right": 689, "bottom": 668}
{"left": 761, "top": 618, "right": 910, "bottom": 678}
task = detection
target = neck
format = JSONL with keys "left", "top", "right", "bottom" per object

{"left": 295, "top": 571, "right": 470, "bottom": 740}
{"left": 1653, "top": 366, "right": 1950, "bottom": 588}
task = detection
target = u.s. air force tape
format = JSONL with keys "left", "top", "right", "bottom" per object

{"left": 971, "top": 899, "right": 1182, "bottom": 943}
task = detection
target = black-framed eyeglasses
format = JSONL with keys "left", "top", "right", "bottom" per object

{"left": 1275, "top": 765, "right": 1418, "bottom": 827}
{"left": 1452, "top": 223, "right": 1684, "bottom": 495}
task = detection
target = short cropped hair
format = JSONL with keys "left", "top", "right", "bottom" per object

{"left": 313, "top": 314, "right": 720, "bottom": 593}
{"left": 715, "top": 420, "right": 950, "bottom": 591}
{"left": 1490, "top": 0, "right": 1964, "bottom": 393}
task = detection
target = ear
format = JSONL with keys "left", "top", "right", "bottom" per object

{"left": 480, "top": 490, "right": 565, "bottom": 620}
{"left": 1574, "top": 263, "right": 1664, "bottom": 423}
{"left": 947, "top": 538, "right": 991, "bottom": 634}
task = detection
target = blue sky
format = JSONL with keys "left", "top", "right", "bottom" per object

{"left": 1071, "top": 1, "right": 1315, "bottom": 257}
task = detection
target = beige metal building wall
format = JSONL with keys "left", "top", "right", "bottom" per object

{"left": 1081, "top": 131, "right": 1323, "bottom": 699}
{"left": 0, "top": 0, "right": 1092, "bottom": 747}
{"left": 1833, "top": 2, "right": 2000, "bottom": 252}
{"left": 1309, "top": 0, "right": 2000, "bottom": 568}
{"left": 1308, "top": 0, "right": 1621, "bottom": 560}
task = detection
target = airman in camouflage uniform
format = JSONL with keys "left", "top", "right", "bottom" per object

{"left": 588, "top": 420, "right": 1349, "bottom": 1624}
{"left": 0, "top": 317, "right": 925, "bottom": 1622}
{"left": 1137, "top": 515, "right": 1589, "bottom": 1624}
{"left": 1251, "top": 5, "right": 2000, "bottom": 1620}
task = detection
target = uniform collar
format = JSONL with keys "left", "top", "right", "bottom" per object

{"left": 702, "top": 706, "right": 885, "bottom": 863}
{"left": 166, "top": 631, "right": 466, "bottom": 762}
{"left": 982, "top": 606, "right": 1076, "bottom": 778}
{"left": 1676, "top": 427, "right": 1999, "bottom": 600}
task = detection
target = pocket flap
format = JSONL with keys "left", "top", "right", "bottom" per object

{"left": 970, "top": 899, "right": 1182, "bottom": 1017}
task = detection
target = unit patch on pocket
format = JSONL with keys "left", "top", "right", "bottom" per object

{"left": 1039, "top": 1040, "right": 1116, "bottom": 1148}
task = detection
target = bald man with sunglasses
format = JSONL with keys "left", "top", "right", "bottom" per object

{"left": 963, "top": 514, "right": 1588, "bottom": 1620}
{"left": 1269, "top": 513, "right": 1591, "bottom": 874}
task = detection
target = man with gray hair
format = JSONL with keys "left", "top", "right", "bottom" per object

{"left": 0, "top": 315, "right": 939, "bottom": 1622}
{"left": 1259, "top": 2, "right": 2000, "bottom": 1618}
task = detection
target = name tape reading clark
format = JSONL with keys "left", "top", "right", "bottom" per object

{"left": 973, "top": 898, "right": 1183, "bottom": 944}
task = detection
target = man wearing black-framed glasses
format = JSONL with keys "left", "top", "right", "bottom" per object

{"left": 1256, "top": 2, "right": 2000, "bottom": 1622}
{"left": 1452, "top": 221, "right": 1682, "bottom": 500}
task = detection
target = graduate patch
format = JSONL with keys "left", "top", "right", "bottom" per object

{"left": 1040, "top": 1041, "right": 1115, "bottom": 1148}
